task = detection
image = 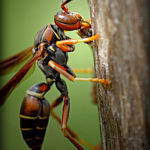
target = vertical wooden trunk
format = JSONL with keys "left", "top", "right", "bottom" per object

{"left": 89, "top": 0, "right": 150, "bottom": 150}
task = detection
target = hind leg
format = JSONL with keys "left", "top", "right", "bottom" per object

{"left": 54, "top": 77, "right": 86, "bottom": 150}
{"left": 49, "top": 95, "right": 97, "bottom": 150}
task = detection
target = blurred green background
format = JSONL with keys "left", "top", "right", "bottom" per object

{"left": 0, "top": 0, "right": 100, "bottom": 149}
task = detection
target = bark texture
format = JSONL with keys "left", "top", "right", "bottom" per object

{"left": 89, "top": 0, "right": 150, "bottom": 150}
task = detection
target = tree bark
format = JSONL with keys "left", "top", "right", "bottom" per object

{"left": 89, "top": 0, "right": 150, "bottom": 150}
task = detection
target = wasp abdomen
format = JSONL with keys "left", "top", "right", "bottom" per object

{"left": 20, "top": 83, "right": 50, "bottom": 150}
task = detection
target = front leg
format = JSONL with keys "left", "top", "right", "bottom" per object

{"left": 56, "top": 34, "right": 99, "bottom": 52}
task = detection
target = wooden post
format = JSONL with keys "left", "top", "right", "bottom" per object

{"left": 89, "top": 0, "right": 150, "bottom": 150}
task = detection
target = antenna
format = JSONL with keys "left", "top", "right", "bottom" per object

{"left": 61, "top": 0, "right": 72, "bottom": 13}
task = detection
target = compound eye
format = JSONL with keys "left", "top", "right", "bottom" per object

{"left": 74, "top": 13, "right": 83, "bottom": 21}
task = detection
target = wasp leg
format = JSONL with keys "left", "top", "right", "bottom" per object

{"left": 49, "top": 60, "right": 111, "bottom": 84}
{"left": 54, "top": 77, "right": 85, "bottom": 150}
{"left": 74, "top": 77, "right": 111, "bottom": 84}
{"left": 56, "top": 42, "right": 75, "bottom": 52}
{"left": 49, "top": 95, "right": 97, "bottom": 150}
{"left": 64, "top": 65, "right": 76, "bottom": 77}
{"left": 20, "top": 83, "right": 51, "bottom": 150}
{"left": 73, "top": 68, "right": 93, "bottom": 74}
{"left": 50, "top": 95, "right": 78, "bottom": 138}
{"left": 48, "top": 60, "right": 75, "bottom": 81}
{"left": 56, "top": 34, "right": 99, "bottom": 52}
{"left": 71, "top": 68, "right": 98, "bottom": 104}
{"left": 61, "top": 96, "right": 85, "bottom": 150}
{"left": 50, "top": 95, "right": 80, "bottom": 138}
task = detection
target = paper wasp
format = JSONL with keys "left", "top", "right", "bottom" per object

{"left": 0, "top": 0, "right": 110, "bottom": 149}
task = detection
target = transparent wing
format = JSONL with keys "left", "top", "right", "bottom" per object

{"left": 0, "top": 46, "right": 33, "bottom": 76}
{"left": 0, "top": 49, "right": 43, "bottom": 106}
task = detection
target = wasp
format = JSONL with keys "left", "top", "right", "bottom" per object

{"left": 0, "top": 0, "right": 110, "bottom": 149}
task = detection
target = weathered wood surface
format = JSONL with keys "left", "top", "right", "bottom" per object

{"left": 89, "top": 0, "right": 150, "bottom": 150}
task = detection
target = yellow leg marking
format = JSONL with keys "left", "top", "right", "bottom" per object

{"left": 56, "top": 34, "right": 99, "bottom": 46}
{"left": 77, "top": 34, "right": 99, "bottom": 43}
{"left": 73, "top": 68, "right": 93, "bottom": 74}
{"left": 74, "top": 78, "right": 111, "bottom": 84}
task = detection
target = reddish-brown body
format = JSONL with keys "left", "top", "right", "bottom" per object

{"left": 0, "top": 1, "right": 105, "bottom": 150}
